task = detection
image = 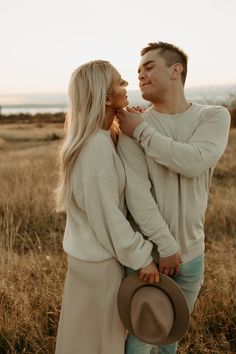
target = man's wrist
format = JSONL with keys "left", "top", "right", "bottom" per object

{"left": 133, "top": 121, "right": 148, "bottom": 140}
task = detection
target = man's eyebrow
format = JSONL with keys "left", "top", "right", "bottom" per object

{"left": 138, "top": 60, "right": 155, "bottom": 74}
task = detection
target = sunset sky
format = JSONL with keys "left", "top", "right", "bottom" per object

{"left": 0, "top": 0, "right": 235, "bottom": 94}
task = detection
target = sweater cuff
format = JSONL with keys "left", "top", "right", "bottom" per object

{"left": 141, "top": 254, "right": 154, "bottom": 269}
{"left": 133, "top": 121, "right": 149, "bottom": 141}
{"left": 149, "top": 233, "right": 179, "bottom": 258}
{"left": 160, "top": 241, "right": 179, "bottom": 258}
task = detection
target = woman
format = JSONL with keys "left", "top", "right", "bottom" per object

{"left": 55, "top": 60, "right": 159, "bottom": 354}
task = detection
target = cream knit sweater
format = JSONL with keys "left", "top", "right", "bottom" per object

{"left": 117, "top": 103, "right": 230, "bottom": 263}
{"left": 63, "top": 129, "right": 153, "bottom": 270}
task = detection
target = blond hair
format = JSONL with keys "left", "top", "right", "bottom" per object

{"left": 56, "top": 60, "right": 115, "bottom": 211}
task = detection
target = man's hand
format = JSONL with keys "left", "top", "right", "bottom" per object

{"left": 159, "top": 251, "right": 182, "bottom": 276}
{"left": 130, "top": 106, "right": 146, "bottom": 113}
{"left": 116, "top": 108, "right": 144, "bottom": 137}
{"left": 139, "top": 261, "right": 160, "bottom": 284}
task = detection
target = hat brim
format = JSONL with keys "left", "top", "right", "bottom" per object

{"left": 117, "top": 272, "right": 190, "bottom": 345}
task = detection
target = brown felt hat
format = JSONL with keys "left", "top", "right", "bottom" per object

{"left": 117, "top": 272, "right": 190, "bottom": 345}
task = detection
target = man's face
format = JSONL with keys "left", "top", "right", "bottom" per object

{"left": 138, "top": 50, "right": 172, "bottom": 103}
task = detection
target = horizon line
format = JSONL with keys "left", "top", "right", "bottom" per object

{"left": 1, "top": 83, "right": 236, "bottom": 97}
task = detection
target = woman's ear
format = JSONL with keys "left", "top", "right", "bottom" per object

{"left": 106, "top": 94, "right": 112, "bottom": 106}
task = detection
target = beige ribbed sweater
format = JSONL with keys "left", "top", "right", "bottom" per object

{"left": 117, "top": 103, "right": 230, "bottom": 262}
{"left": 63, "top": 129, "right": 153, "bottom": 270}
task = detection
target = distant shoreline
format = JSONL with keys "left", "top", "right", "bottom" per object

{"left": 1, "top": 85, "right": 236, "bottom": 115}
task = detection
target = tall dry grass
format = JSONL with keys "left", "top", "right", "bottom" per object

{"left": 0, "top": 123, "right": 235, "bottom": 353}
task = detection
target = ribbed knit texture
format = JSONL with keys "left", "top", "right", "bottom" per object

{"left": 117, "top": 103, "right": 231, "bottom": 262}
{"left": 63, "top": 129, "right": 153, "bottom": 270}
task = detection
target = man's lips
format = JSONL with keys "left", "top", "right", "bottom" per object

{"left": 140, "top": 83, "right": 150, "bottom": 88}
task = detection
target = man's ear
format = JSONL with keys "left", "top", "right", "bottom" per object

{"left": 106, "top": 94, "right": 112, "bottom": 106}
{"left": 171, "top": 63, "right": 183, "bottom": 80}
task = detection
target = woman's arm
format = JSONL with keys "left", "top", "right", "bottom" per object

{"left": 82, "top": 173, "right": 154, "bottom": 270}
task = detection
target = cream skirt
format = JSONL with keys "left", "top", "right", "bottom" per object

{"left": 55, "top": 256, "right": 125, "bottom": 354}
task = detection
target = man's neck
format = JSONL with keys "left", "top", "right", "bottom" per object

{"left": 152, "top": 89, "right": 191, "bottom": 115}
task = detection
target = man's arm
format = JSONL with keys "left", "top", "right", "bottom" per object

{"left": 117, "top": 132, "right": 179, "bottom": 260}
{"left": 117, "top": 106, "right": 231, "bottom": 178}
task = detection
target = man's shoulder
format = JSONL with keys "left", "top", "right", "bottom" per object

{"left": 192, "top": 102, "right": 229, "bottom": 115}
{"left": 194, "top": 103, "right": 231, "bottom": 124}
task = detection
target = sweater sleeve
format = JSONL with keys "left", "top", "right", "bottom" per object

{"left": 81, "top": 172, "right": 153, "bottom": 270}
{"left": 117, "top": 133, "right": 179, "bottom": 258}
{"left": 133, "top": 106, "right": 231, "bottom": 178}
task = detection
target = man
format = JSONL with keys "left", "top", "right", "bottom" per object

{"left": 117, "top": 42, "right": 231, "bottom": 354}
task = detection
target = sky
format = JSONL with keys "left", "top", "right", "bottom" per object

{"left": 0, "top": 0, "right": 236, "bottom": 94}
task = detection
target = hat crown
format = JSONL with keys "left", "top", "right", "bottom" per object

{"left": 117, "top": 272, "right": 190, "bottom": 345}
{"left": 131, "top": 287, "right": 174, "bottom": 343}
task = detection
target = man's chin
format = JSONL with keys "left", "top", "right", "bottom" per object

{"left": 141, "top": 91, "right": 151, "bottom": 102}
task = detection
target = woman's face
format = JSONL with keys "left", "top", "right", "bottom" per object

{"left": 108, "top": 68, "right": 129, "bottom": 110}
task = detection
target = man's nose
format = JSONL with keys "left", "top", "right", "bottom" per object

{"left": 138, "top": 71, "right": 145, "bottom": 81}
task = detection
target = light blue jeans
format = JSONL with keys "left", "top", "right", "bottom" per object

{"left": 125, "top": 255, "right": 205, "bottom": 354}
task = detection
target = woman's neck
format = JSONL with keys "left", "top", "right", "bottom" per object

{"left": 102, "top": 109, "right": 116, "bottom": 130}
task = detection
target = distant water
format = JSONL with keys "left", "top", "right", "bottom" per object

{"left": 0, "top": 85, "right": 236, "bottom": 115}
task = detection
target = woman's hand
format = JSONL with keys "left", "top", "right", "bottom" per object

{"left": 139, "top": 261, "right": 160, "bottom": 284}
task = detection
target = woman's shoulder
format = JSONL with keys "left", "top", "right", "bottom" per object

{"left": 73, "top": 130, "right": 117, "bottom": 180}
{"left": 88, "top": 129, "right": 112, "bottom": 148}
{"left": 82, "top": 130, "right": 114, "bottom": 159}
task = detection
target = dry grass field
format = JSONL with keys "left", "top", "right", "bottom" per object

{"left": 0, "top": 121, "right": 235, "bottom": 354}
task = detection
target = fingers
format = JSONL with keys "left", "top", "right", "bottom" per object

{"left": 167, "top": 267, "right": 175, "bottom": 276}
{"left": 126, "top": 106, "right": 137, "bottom": 113}
{"left": 155, "top": 272, "right": 160, "bottom": 283}
{"left": 139, "top": 270, "right": 145, "bottom": 280}
{"left": 126, "top": 106, "right": 140, "bottom": 113}
{"left": 175, "top": 265, "right": 180, "bottom": 274}
{"left": 160, "top": 266, "right": 180, "bottom": 276}
{"left": 139, "top": 270, "right": 149, "bottom": 281}
{"left": 139, "top": 262, "right": 160, "bottom": 284}
{"left": 163, "top": 268, "right": 170, "bottom": 275}
{"left": 159, "top": 265, "right": 173, "bottom": 275}
{"left": 148, "top": 274, "right": 155, "bottom": 284}
{"left": 161, "top": 266, "right": 177, "bottom": 276}
{"left": 139, "top": 272, "right": 160, "bottom": 284}
{"left": 128, "top": 106, "right": 145, "bottom": 113}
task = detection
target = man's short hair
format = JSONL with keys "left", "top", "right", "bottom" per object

{"left": 141, "top": 42, "right": 188, "bottom": 85}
